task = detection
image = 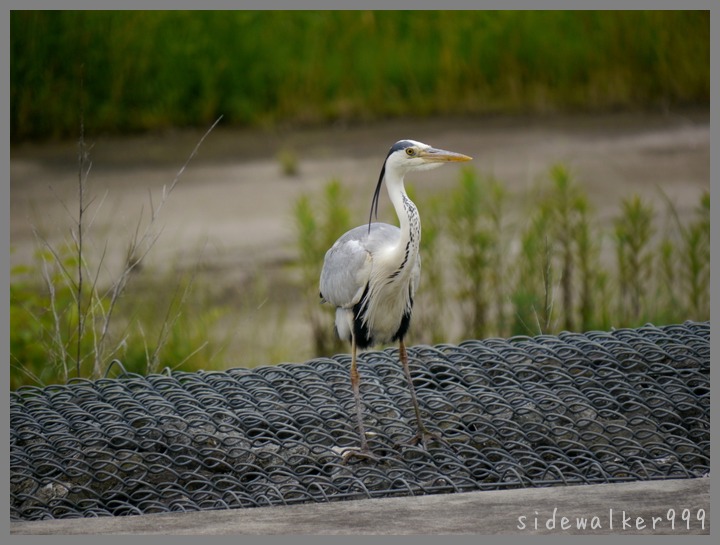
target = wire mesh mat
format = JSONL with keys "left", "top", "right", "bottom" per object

{"left": 11, "top": 321, "right": 709, "bottom": 521}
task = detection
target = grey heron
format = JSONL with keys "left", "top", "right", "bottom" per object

{"left": 319, "top": 139, "right": 472, "bottom": 456}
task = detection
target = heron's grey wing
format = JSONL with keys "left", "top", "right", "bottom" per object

{"left": 319, "top": 223, "right": 400, "bottom": 308}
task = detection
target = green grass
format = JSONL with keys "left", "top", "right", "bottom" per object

{"left": 298, "top": 169, "right": 709, "bottom": 351}
{"left": 11, "top": 11, "right": 710, "bottom": 140}
{"left": 446, "top": 168, "right": 508, "bottom": 339}
{"left": 10, "top": 253, "right": 233, "bottom": 389}
{"left": 614, "top": 194, "right": 656, "bottom": 324}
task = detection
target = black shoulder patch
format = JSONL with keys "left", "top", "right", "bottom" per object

{"left": 352, "top": 284, "right": 374, "bottom": 349}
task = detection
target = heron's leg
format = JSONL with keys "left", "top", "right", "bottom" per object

{"left": 350, "top": 333, "right": 371, "bottom": 453}
{"left": 339, "top": 328, "right": 377, "bottom": 463}
{"left": 399, "top": 339, "right": 449, "bottom": 448}
{"left": 399, "top": 339, "right": 430, "bottom": 437}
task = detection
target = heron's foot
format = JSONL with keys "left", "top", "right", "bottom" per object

{"left": 341, "top": 449, "right": 380, "bottom": 464}
{"left": 409, "top": 429, "right": 453, "bottom": 450}
{"left": 337, "top": 446, "right": 379, "bottom": 465}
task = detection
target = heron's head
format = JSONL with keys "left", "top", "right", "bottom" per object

{"left": 368, "top": 140, "right": 472, "bottom": 228}
{"left": 384, "top": 139, "right": 472, "bottom": 175}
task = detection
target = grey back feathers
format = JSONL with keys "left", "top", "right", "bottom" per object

{"left": 319, "top": 222, "right": 403, "bottom": 309}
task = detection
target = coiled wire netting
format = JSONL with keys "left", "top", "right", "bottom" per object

{"left": 11, "top": 321, "right": 709, "bottom": 521}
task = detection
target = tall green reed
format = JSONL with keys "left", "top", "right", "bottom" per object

{"left": 298, "top": 166, "right": 708, "bottom": 351}
{"left": 447, "top": 168, "right": 509, "bottom": 339}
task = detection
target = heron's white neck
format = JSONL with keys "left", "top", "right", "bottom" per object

{"left": 385, "top": 169, "right": 421, "bottom": 267}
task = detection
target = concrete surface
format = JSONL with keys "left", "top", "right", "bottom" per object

{"left": 11, "top": 478, "right": 710, "bottom": 535}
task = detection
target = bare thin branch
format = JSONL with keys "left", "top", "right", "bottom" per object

{"left": 22, "top": 116, "right": 223, "bottom": 383}
{"left": 32, "top": 227, "right": 79, "bottom": 295}
{"left": 171, "top": 341, "right": 209, "bottom": 371}
{"left": 84, "top": 189, "right": 109, "bottom": 233}
{"left": 39, "top": 253, "right": 69, "bottom": 382}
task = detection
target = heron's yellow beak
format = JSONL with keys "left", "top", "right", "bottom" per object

{"left": 419, "top": 147, "right": 473, "bottom": 163}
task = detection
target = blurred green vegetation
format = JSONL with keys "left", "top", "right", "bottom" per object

{"left": 9, "top": 245, "right": 232, "bottom": 390}
{"left": 10, "top": 165, "right": 710, "bottom": 388}
{"left": 11, "top": 10, "right": 709, "bottom": 140}
{"left": 297, "top": 170, "right": 710, "bottom": 353}
{"left": 294, "top": 178, "right": 353, "bottom": 357}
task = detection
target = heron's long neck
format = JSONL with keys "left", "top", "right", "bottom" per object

{"left": 386, "top": 171, "right": 421, "bottom": 266}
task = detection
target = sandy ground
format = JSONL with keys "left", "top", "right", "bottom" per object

{"left": 9, "top": 110, "right": 710, "bottom": 365}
